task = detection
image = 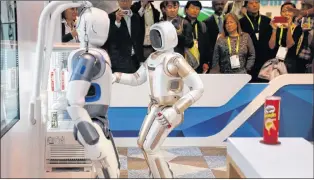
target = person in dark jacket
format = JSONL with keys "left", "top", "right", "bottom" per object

{"left": 163, "top": 1, "right": 194, "bottom": 56}
{"left": 103, "top": 0, "right": 143, "bottom": 73}
{"left": 184, "top": 1, "right": 209, "bottom": 73}
{"left": 131, "top": 0, "right": 160, "bottom": 60}
{"left": 240, "top": 0, "right": 274, "bottom": 82}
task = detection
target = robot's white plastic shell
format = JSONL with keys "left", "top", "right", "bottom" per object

{"left": 67, "top": 48, "right": 112, "bottom": 106}
{"left": 150, "top": 21, "right": 178, "bottom": 52}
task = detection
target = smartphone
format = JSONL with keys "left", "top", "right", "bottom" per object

{"left": 273, "top": 16, "right": 288, "bottom": 23}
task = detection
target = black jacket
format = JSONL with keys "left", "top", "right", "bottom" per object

{"left": 103, "top": 10, "right": 143, "bottom": 73}
{"left": 185, "top": 17, "right": 209, "bottom": 73}
{"left": 171, "top": 16, "right": 194, "bottom": 56}
{"left": 131, "top": 2, "right": 160, "bottom": 46}
{"left": 61, "top": 23, "right": 74, "bottom": 43}
{"left": 240, "top": 14, "right": 274, "bottom": 65}
{"left": 204, "top": 15, "right": 220, "bottom": 68}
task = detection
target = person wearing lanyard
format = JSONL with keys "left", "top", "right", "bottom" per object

{"left": 295, "top": 0, "right": 314, "bottom": 73}
{"left": 269, "top": 2, "right": 303, "bottom": 73}
{"left": 211, "top": 13, "right": 255, "bottom": 74}
{"left": 184, "top": 1, "right": 209, "bottom": 74}
{"left": 240, "top": 0, "right": 274, "bottom": 82}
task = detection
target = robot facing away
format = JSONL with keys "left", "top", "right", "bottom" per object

{"left": 112, "top": 21, "right": 204, "bottom": 178}
{"left": 66, "top": 7, "right": 120, "bottom": 178}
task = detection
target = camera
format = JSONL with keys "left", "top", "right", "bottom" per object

{"left": 121, "top": 10, "right": 131, "bottom": 16}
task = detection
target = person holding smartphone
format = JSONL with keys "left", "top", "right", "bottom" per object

{"left": 104, "top": 0, "right": 143, "bottom": 73}
{"left": 268, "top": 2, "right": 303, "bottom": 73}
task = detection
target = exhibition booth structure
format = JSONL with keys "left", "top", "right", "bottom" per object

{"left": 0, "top": 0, "right": 313, "bottom": 179}
{"left": 42, "top": 43, "right": 313, "bottom": 178}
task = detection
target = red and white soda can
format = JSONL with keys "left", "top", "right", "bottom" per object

{"left": 260, "top": 96, "right": 281, "bottom": 145}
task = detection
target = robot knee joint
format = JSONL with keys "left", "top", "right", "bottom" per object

{"left": 76, "top": 121, "right": 100, "bottom": 145}
{"left": 92, "top": 117, "right": 110, "bottom": 139}
{"left": 142, "top": 141, "right": 156, "bottom": 154}
{"left": 137, "top": 138, "right": 144, "bottom": 149}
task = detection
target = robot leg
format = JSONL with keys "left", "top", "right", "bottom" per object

{"left": 92, "top": 116, "right": 120, "bottom": 178}
{"left": 139, "top": 106, "right": 183, "bottom": 178}
{"left": 73, "top": 117, "right": 120, "bottom": 178}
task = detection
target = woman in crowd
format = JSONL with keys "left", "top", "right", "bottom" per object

{"left": 211, "top": 13, "right": 255, "bottom": 74}
{"left": 268, "top": 2, "right": 303, "bottom": 73}
{"left": 61, "top": 7, "right": 78, "bottom": 43}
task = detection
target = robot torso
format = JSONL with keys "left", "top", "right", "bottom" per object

{"left": 67, "top": 48, "right": 112, "bottom": 116}
{"left": 145, "top": 51, "right": 185, "bottom": 106}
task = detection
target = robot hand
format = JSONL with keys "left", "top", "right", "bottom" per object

{"left": 156, "top": 107, "right": 181, "bottom": 129}
{"left": 112, "top": 73, "right": 117, "bottom": 84}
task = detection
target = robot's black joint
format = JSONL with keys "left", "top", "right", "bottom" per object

{"left": 77, "top": 121, "right": 100, "bottom": 145}
{"left": 92, "top": 116, "right": 111, "bottom": 139}
{"left": 73, "top": 125, "right": 84, "bottom": 146}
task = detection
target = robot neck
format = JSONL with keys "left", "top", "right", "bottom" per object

{"left": 80, "top": 42, "right": 97, "bottom": 49}
{"left": 160, "top": 49, "right": 174, "bottom": 53}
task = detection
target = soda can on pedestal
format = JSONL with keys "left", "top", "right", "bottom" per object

{"left": 260, "top": 96, "right": 281, "bottom": 145}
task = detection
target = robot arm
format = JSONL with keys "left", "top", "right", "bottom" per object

{"left": 112, "top": 63, "right": 147, "bottom": 86}
{"left": 67, "top": 51, "right": 119, "bottom": 178}
{"left": 67, "top": 52, "right": 107, "bottom": 158}
{"left": 172, "top": 57, "right": 204, "bottom": 114}
{"left": 157, "top": 56, "right": 204, "bottom": 128}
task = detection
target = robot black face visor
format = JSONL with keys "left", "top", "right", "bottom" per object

{"left": 150, "top": 29, "right": 162, "bottom": 49}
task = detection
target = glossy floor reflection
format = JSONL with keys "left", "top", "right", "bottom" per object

{"left": 117, "top": 147, "right": 227, "bottom": 179}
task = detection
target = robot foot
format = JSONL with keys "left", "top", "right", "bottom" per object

{"left": 93, "top": 160, "right": 116, "bottom": 178}
{"left": 167, "top": 162, "right": 174, "bottom": 178}
{"left": 145, "top": 154, "right": 173, "bottom": 178}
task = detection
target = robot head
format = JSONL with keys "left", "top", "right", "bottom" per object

{"left": 76, "top": 7, "right": 109, "bottom": 48}
{"left": 150, "top": 21, "right": 178, "bottom": 52}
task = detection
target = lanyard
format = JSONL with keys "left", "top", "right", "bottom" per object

{"left": 194, "top": 24, "right": 198, "bottom": 40}
{"left": 278, "top": 26, "right": 296, "bottom": 46}
{"left": 296, "top": 32, "right": 304, "bottom": 55}
{"left": 227, "top": 36, "right": 240, "bottom": 55}
{"left": 245, "top": 14, "right": 261, "bottom": 31}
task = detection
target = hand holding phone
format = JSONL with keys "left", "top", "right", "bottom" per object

{"left": 121, "top": 10, "right": 131, "bottom": 16}
{"left": 273, "top": 16, "right": 288, "bottom": 24}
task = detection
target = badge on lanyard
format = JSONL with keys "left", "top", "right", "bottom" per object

{"left": 276, "top": 46, "right": 288, "bottom": 60}
{"left": 230, "top": 55, "right": 240, "bottom": 69}
{"left": 255, "top": 33, "right": 259, "bottom": 40}
{"left": 246, "top": 14, "right": 261, "bottom": 41}
{"left": 228, "top": 36, "right": 241, "bottom": 69}
{"left": 276, "top": 27, "right": 289, "bottom": 61}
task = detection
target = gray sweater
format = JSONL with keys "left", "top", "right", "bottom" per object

{"left": 212, "top": 32, "right": 255, "bottom": 74}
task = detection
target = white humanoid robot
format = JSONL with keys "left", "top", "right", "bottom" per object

{"left": 112, "top": 21, "right": 204, "bottom": 178}
{"left": 66, "top": 7, "right": 120, "bottom": 178}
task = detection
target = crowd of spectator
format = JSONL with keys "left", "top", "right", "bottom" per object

{"left": 61, "top": 0, "right": 314, "bottom": 83}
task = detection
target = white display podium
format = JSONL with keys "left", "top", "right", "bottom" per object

{"left": 227, "top": 137, "right": 313, "bottom": 178}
